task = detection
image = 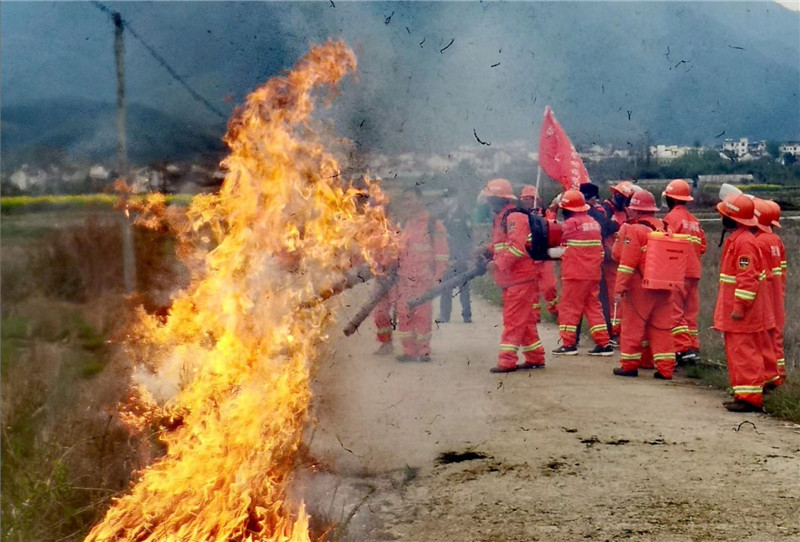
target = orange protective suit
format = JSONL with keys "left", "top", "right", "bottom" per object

{"left": 713, "top": 228, "right": 774, "bottom": 408}
{"left": 373, "top": 284, "right": 398, "bottom": 344}
{"left": 557, "top": 212, "right": 609, "bottom": 348}
{"left": 754, "top": 230, "right": 783, "bottom": 387}
{"left": 376, "top": 212, "right": 448, "bottom": 357}
{"left": 664, "top": 205, "right": 706, "bottom": 352}
{"left": 613, "top": 216, "right": 676, "bottom": 378}
{"left": 490, "top": 203, "right": 544, "bottom": 370}
{"left": 601, "top": 203, "right": 629, "bottom": 332}
{"left": 534, "top": 261, "right": 559, "bottom": 321}
{"left": 397, "top": 212, "right": 449, "bottom": 357}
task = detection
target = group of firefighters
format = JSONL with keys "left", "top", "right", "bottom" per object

{"left": 370, "top": 179, "right": 787, "bottom": 413}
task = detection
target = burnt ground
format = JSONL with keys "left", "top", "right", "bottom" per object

{"left": 307, "top": 290, "right": 800, "bottom": 541}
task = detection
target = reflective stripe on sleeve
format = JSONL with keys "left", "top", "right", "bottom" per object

{"left": 734, "top": 289, "right": 756, "bottom": 301}
{"left": 618, "top": 265, "right": 635, "bottom": 274}
{"left": 565, "top": 240, "right": 602, "bottom": 247}
{"left": 719, "top": 273, "right": 736, "bottom": 284}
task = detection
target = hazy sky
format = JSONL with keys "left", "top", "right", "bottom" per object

{"left": 2, "top": 1, "right": 799, "bottom": 153}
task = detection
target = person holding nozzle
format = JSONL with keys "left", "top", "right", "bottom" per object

{"left": 436, "top": 187, "right": 474, "bottom": 324}
{"left": 551, "top": 190, "right": 613, "bottom": 356}
{"left": 519, "top": 185, "right": 559, "bottom": 321}
{"left": 581, "top": 183, "right": 616, "bottom": 339}
{"left": 612, "top": 190, "right": 676, "bottom": 380}
{"left": 375, "top": 187, "right": 449, "bottom": 363}
{"left": 479, "top": 178, "right": 546, "bottom": 373}
{"left": 714, "top": 194, "right": 773, "bottom": 412}
{"left": 662, "top": 179, "right": 706, "bottom": 365}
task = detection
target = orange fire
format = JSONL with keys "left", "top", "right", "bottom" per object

{"left": 87, "top": 41, "right": 396, "bottom": 541}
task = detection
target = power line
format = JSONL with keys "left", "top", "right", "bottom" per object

{"left": 91, "top": 1, "right": 228, "bottom": 121}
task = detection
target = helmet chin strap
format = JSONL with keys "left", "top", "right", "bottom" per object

{"left": 719, "top": 215, "right": 737, "bottom": 246}
{"left": 718, "top": 228, "right": 728, "bottom": 248}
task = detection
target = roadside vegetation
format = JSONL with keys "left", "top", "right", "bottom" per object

{"left": 1, "top": 205, "right": 184, "bottom": 541}
{"left": 586, "top": 148, "right": 800, "bottom": 188}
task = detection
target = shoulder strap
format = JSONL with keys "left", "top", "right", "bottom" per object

{"left": 501, "top": 207, "right": 530, "bottom": 233}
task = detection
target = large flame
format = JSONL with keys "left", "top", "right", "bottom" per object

{"left": 87, "top": 41, "right": 396, "bottom": 541}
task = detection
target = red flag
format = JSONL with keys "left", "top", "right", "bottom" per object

{"left": 538, "top": 106, "right": 591, "bottom": 191}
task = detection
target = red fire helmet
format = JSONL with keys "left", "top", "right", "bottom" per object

{"left": 610, "top": 181, "right": 636, "bottom": 198}
{"left": 767, "top": 200, "right": 782, "bottom": 228}
{"left": 628, "top": 190, "right": 659, "bottom": 212}
{"left": 664, "top": 179, "right": 693, "bottom": 202}
{"left": 520, "top": 185, "right": 538, "bottom": 199}
{"left": 752, "top": 198, "right": 773, "bottom": 233}
{"left": 716, "top": 194, "right": 757, "bottom": 227}
{"left": 559, "top": 190, "right": 590, "bottom": 212}
{"left": 480, "top": 178, "right": 517, "bottom": 200}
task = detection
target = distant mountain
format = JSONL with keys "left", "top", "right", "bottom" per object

{"left": 1, "top": 2, "right": 797, "bottom": 161}
{"left": 1, "top": 97, "right": 225, "bottom": 168}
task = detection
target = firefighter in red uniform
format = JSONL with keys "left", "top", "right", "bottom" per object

{"left": 378, "top": 187, "right": 449, "bottom": 362}
{"left": 552, "top": 190, "right": 613, "bottom": 356}
{"left": 714, "top": 194, "right": 774, "bottom": 412}
{"left": 481, "top": 178, "right": 546, "bottom": 373}
{"left": 520, "top": 185, "right": 558, "bottom": 321}
{"left": 753, "top": 198, "right": 783, "bottom": 390}
{"left": 612, "top": 190, "right": 676, "bottom": 380}
{"left": 601, "top": 181, "right": 635, "bottom": 338}
{"left": 662, "top": 179, "right": 706, "bottom": 364}
{"left": 767, "top": 200, "right": 787, "bottom": 383}
{"left": 581, "top": 183, "right": 616, "bottom": 338}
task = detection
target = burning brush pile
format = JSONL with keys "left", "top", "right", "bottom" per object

{"left": 87, "top": 41, "right": 396, "bottom": 541}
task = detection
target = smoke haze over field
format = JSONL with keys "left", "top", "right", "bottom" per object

{"left": 2, "top": 1, "right": 798, "bottom": 163}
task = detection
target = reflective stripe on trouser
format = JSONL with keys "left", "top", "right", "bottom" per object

{"left": 775, "top": 327, "right": 786, "bottom": 382}
{"left": 557, "top": 279, "right": 609, "bottom": 348}
{"left": 498, "top": 281, "right": 544, "bottom": 369}
{"left": 724, "top": 331, "right": 765, "bottom": 408}
{"left": 764, "top": 328, "right": 781, "bottom": 386}
{"left": 618, "top": 285, "right": 675, "bottom": 377}
{"left": 373, "top": 287, "right": 397, "bottom": 343}
{"left": 672, "top": 278, "right": 700, "bottom": 352}
{"left": 396, "top": 275, "right": 434, "bottom": 357}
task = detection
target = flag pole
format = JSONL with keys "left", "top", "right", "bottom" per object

{"left": 533, "top": 165, "right": 542, "bottom": 210}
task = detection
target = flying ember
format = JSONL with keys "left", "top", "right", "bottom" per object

{"left": 85, "top": 40, "right": 396, "bottom": 542}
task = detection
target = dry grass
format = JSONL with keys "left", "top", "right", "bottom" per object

{"left": 1, "top": 209, "right": 184, "bottom": 541}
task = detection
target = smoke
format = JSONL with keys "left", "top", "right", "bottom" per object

{"left": 2, "top": 1, "right": 798, "bottom": 162}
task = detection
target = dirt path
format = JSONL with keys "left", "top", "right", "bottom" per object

{"left": 307, "top": 289, "right": 800, "bottom": 541}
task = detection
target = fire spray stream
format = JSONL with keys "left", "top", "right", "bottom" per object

{"left": 86, "top": 41, "right": 397, "bottom": 541}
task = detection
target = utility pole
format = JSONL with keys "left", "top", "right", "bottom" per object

{"left": 113, "top": 11, "right": 127, "bottom": 176}
{"left": 112, "top": 10, "right": 136, "bottom": 293}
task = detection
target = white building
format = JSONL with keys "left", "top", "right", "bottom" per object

{"left": 779, "top": 142, "right": 800, "bottom": 157}
{"left": 649, "top": 144, "right": 693, "bottom": 161}
{"left": 722, "top": 138, "right": 749, "bottom": 158}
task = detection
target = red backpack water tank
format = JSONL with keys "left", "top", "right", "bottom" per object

{"left": 642, "top": 232, "right": 690, "bottom": 290}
